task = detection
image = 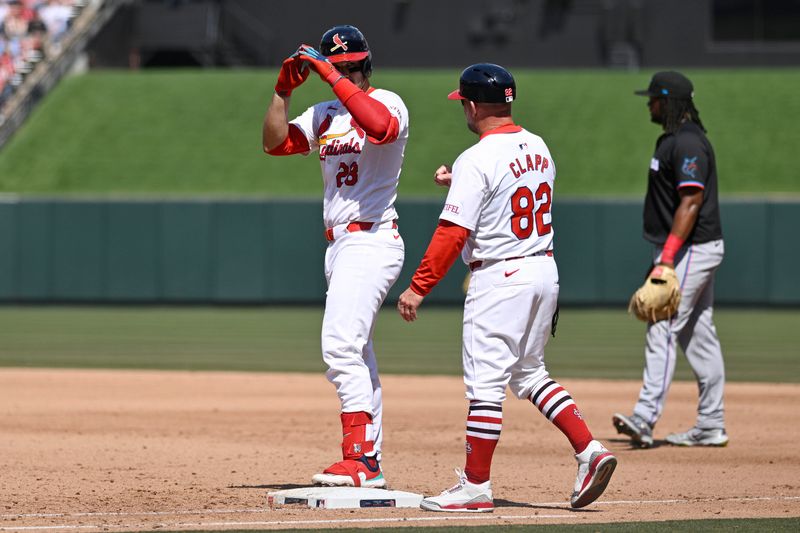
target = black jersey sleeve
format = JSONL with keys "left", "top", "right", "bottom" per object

{"left": 671, "top": 131, "right": 709, "bottom": 190}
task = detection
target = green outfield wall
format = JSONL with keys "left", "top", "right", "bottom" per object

{"left": 0, "top": 198, "right": 796, "bottom": 305}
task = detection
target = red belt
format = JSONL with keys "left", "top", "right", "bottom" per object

{"left": 325, "top": 221, "right": 398, "bottom": 242}
{"left": 469, "top": 250, "right": 553, "bottom": 271}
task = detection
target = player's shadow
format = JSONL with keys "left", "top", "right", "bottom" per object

{"left": 493, "top": 499, "right": 574, "bottom": 511}
{"left": 495, "top": 499, "right": 604, "bottom": 513}
{"left": 608, "top": 437, "right": 667, "bottom": 449}
{"left": 229, "top": 483, "right": 308, "bottom": 490}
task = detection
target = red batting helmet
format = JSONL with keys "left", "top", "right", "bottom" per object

{"left": 319, "top": 25, "right": 372, "bottom": 77}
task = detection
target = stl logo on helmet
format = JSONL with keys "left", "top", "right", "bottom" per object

{"left": 331, "top": 33, "right": 348, "bottom": 52}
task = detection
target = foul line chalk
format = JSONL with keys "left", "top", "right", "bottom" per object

{"left": 2, "top": 508, "right": 265, "bottom": 519}
{"left": 0, "top": 514, "right": 575, "bottom": 531}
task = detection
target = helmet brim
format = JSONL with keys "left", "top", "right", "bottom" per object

{"left": 328, "top": 51, "right": 370, "bottom": 63}
{"left": 447, "top": 89, "right": 466, "bottom": 100}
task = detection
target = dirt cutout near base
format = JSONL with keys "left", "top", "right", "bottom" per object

{"left": 1, "top": 368, "right": 799, "bottom": 531}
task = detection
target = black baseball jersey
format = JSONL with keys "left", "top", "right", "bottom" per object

{"left": 642, "top": 121, "right": 723, "bottom": 244}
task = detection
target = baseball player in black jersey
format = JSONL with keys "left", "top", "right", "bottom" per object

{"left": 613, "top": 71, "right": 728, "bottom": 448}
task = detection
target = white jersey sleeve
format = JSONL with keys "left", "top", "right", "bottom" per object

{"left": 289, "top": 103, "right": 330, "bottom": 154}
{"left": 368, "top": 90, "right": 409, "bottom": 143}
{"left": 439, "top": 153, "right": 486, "bottom": 231}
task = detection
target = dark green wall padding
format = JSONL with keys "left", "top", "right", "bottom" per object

{"left": 0, "top": 198, "right": 796, "bottom": 305}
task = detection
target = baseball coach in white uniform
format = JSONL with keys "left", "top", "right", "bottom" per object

{"left": 397, "top": 64, "right": 616, "bottom": 512}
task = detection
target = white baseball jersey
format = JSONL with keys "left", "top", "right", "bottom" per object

{"left": 291, "top": 88, "right": 409, "bottom": 228}
{"left": 439, "top": 125, "right": 556, "bottom": 264}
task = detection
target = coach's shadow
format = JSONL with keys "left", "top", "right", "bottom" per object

{"left": 494, "top": 499, "right": 600, "bottom": 512}
{"left": 230, "top": 483, "right": 308, "bottom": 490}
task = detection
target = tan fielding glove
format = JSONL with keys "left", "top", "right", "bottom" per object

{"left": 628, "top": 265, "right": 681, "bottom": 322}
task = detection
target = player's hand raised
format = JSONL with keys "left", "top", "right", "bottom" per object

{"left": 297, "top": 45, "right": 342, "bottom": 86}
{"left": 274, "top": 49, "right": 310, "bottom": 97}
{"left": 434, "top": 165, "right": 453, "bottom": 188}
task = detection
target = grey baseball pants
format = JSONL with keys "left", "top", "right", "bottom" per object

{"left": 632, "top": 239, "right": 726, "bottom": 430}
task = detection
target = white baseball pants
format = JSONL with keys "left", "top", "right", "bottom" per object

{"left": 462, "top": 254, "right": 559, "bottom": 403}
{"left": 321, "top": 226, "right": 404, "bottom": 457}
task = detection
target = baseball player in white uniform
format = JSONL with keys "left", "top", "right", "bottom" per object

{"left": 263, "top": 25, "right": 407, "bottom": 488}
{"left": 397, "top": 64, "right": 616, "bottom": 512}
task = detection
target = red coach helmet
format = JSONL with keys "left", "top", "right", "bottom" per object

{"left": 448, "top": 63, "right": 516, "bottom": 103}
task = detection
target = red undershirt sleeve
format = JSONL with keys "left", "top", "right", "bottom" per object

{"left": 332, "top": 79, "right": 398, "bottom": 144}
{"left": 266, "top": 124, "right": 311, "bottom": 156}
{"left": 410, "top": 220, "right": 471, "bottom": 297}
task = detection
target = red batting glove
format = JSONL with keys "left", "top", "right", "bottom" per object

{"left": 297, "top": 45, "right": 343, "bottom": 86}
{"left": 274, "top": 55, "right": 310, "bottom": 97}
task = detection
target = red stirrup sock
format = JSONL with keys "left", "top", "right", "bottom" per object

{"left": 464, "top": 400, "right": 502, "bottom": 484}
{"left": 530, "top": 379, "right": 593, "bottom": 454}
{"left": 340, "top": 411, "right": 375, "bottom": 459}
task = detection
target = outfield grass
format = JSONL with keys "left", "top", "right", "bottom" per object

{"left": 1, "top": 306, "right": 797, "bottom": 383}
{"left": 0, "top": 69, "right": 798, "bottom": 196}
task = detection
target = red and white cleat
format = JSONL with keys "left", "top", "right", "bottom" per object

{"left": 420, "top": 469, "right": 494, "bottom": 513}
{"left": 571, "top": 439, "right": 617, "bottom": 508}
{"left": 312, "top": 455, "right": 386, "bottom": 488}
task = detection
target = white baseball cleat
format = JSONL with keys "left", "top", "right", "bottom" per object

{"left": 665, "top": 427, "right": 729, "bottom": 447}
{"left": 419, "top": 469, "right": 494, "bottom": 513}
{"left": 571, "top": 440, "right": 617, "bottom": 509}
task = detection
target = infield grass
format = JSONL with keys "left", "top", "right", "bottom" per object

{"left": 0, "top": 69, "right": 799, "bottom": 196}
{"left": 0, "top": 306, "right": 798, "bottom": 383}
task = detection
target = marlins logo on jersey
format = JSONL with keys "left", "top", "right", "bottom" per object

{"left": 681, "top": 156, "right": 698, "bottom": 178}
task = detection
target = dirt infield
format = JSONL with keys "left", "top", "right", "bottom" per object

{"left": 1, "top": 369, "right": 799, "bottom": 531}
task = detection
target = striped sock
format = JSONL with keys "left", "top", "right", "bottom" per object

{"left": 464, "top": 400, "right": 502, "bottom": 484}
{"left": 530, "top": 379, "right": 593, "bottom": 454}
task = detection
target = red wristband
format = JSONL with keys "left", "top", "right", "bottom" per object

{"left": 661, "top": 233, "right": 684, "bottom": 264}
{"left": 324, "top": 70, "right": 344, "bottom": 86}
